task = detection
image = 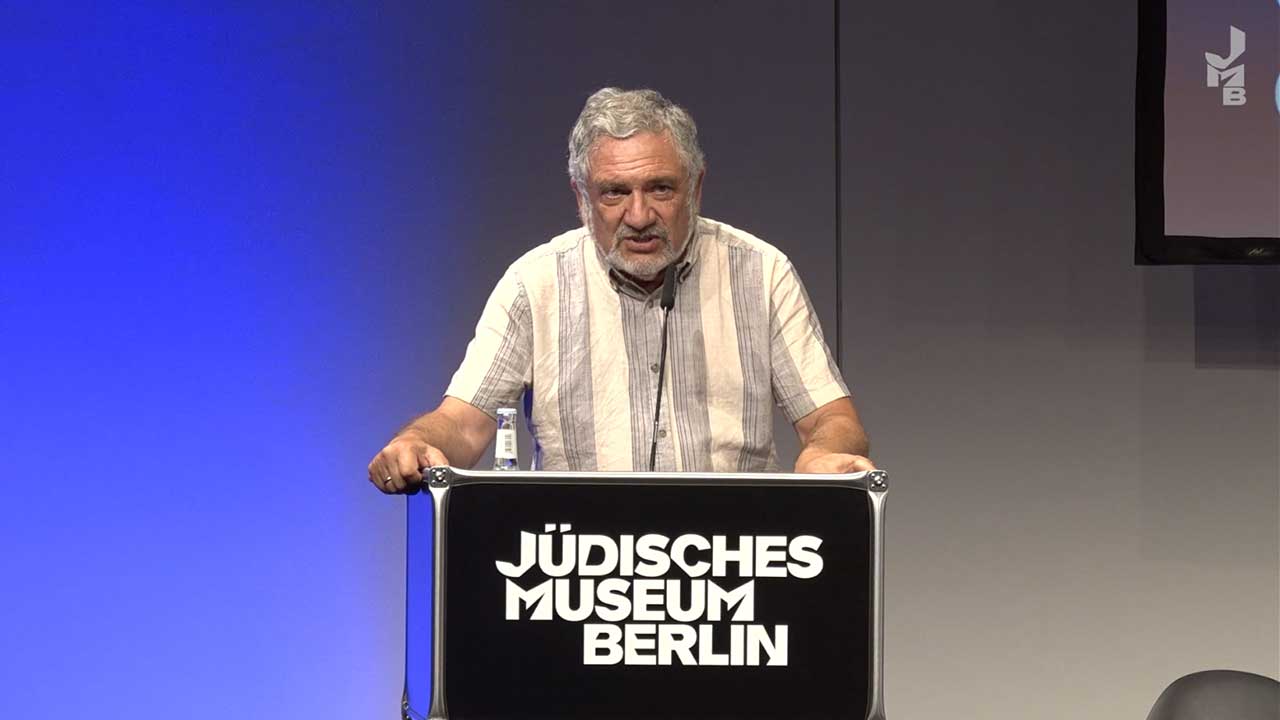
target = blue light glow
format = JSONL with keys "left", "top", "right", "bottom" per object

{"left": 0, "top": 3, "right": 474, "bottom": 717}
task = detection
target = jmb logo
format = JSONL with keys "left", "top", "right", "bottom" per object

{"left": 1206, "top": 26, "right": 1246, "bottom": 106}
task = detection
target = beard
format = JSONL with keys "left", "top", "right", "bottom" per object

{"left": 604, "top": 223, "right": 677, "bottom": 280}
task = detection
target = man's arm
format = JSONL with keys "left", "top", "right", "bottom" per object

{"left": 793, "top": 397, "right": 876, "bottom": 474}
{"left": 367, "top": 397, "right": 496, "bottom": 493}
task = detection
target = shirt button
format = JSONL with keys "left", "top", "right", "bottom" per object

{"left": 650, "top": 363, "right": 659, "bottom": 373}
{"left": 646, "top": 300, "right": 654, "bottom": 309}
{"left": 658, "top": 429, "right": 667, "bottom": 438}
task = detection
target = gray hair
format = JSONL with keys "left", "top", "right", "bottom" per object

{"left": 567, "top": 88, "right": 706, "bottom": 189}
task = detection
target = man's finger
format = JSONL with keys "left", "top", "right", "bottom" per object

{"left": 797, "top": 453, "right": 876, "bottom": 474}
{"left": 421, "top": 445, "right": 450, "bottom": 469}
{"left": 375, "top": 453, "right": 402, "bottom": 493}
{"left": 847, "top": 455, "right": 877, "bottom": 472}
{"left": 368, "top": 458, "right": 393, "bottom": 493}
{"left": 830, "top": 455, "right": 875, "bottom": 473}
{"left": 396, "top": 448, "right": 422, "bottom": 485}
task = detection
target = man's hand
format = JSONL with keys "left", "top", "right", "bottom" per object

{"left": 794, "top": 451, "right": 876, "bottom": 474}
{"left": 793, "top": 397, "right": 873, "bottom": 475}
{"left": 367, "top": 398, "right": 496, "bottom": 494}
{"left": 367, "top": 428, "right": 451, "bottom": 494}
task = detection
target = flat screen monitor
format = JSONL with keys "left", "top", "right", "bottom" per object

{"left": 1136, "top": 0, "right": 1279, "bottom": 264}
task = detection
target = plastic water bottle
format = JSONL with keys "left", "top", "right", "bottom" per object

{"left": 493, "top": 407, "right": 519, "bottom": 471}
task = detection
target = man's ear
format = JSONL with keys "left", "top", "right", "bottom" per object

{"left": 693, "top": 168, "right": 706, "bottom": 208}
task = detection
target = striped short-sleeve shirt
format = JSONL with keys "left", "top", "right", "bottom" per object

{"left": 445, "top": 217, "right": 849, "bottom": 472}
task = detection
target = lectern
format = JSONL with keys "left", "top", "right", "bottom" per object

{"left": 402, "top": 468, "right": 888, "bottom": 720}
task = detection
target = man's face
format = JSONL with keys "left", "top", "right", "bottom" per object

{"left": 576, "top": 131, "right": 704, "bottom": 282}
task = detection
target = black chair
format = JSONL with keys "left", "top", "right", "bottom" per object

{"left": 1145, "top": 670, "right": 1279, "bottom": 720}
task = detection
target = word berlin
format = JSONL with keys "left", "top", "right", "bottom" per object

{"left": 495, "top": 527, "right": 826, "bottom": 666}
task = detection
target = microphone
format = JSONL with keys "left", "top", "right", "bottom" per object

{"left": 648, "top": 263, "right": 679, "bottom": 471}
{"left": 660, "top": 263, "right": 677, "bottom": 311}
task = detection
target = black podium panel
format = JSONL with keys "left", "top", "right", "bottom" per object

{"left": 441, "top": 481, "right": 872, "bottom": 720}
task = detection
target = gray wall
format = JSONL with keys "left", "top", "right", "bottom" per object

{"left": 401, "top": 1, "right": 1279, "bottom": 717}
{"left": 840, "top": 2, "right": 1279, "bottom": 717}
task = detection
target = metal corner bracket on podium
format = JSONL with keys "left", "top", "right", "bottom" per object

{"left": 402, "top": 468, "right": 889, "bottom": 720}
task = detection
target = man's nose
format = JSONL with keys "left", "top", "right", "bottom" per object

{"left": 623, "top": 191, "right": 656, "bottom": 229}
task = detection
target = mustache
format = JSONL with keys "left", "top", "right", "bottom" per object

{"left": 615, "top": 223, "right": 669, "bottom": 243}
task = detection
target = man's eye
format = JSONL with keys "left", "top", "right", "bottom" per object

{"left": 652, "top": 185, "right": 674, "bottom": 196}
{"left": 601, "top": 189, "right": 626, "bottom": 199}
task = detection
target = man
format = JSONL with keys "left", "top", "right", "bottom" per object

{"left": 369, "top": 88, "right": 872, "bottom": 493}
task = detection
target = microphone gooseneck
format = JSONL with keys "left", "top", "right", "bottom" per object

{"left": 648, "top": 264, "right": 679, "bottom": 472}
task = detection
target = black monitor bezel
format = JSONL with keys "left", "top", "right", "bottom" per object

{"left": 1135, "top": 0, "right": 1279, "bottom": 265}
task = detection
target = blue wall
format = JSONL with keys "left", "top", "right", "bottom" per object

{"left": 0, "top": 3, "right": 476, "bottom": 716}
